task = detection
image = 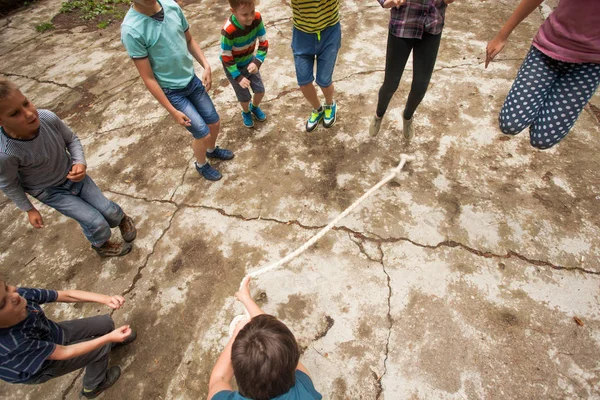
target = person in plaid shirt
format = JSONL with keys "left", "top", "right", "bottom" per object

{"left": 369, "top": 0, "right": 455, "bottom": 139}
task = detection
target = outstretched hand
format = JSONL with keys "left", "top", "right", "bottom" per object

{"left": 108, "top": 325, "right": 132, "bottom": 343}
{"left": 235, "top": 277, "right": 252, "bottom": 303}
{"left": 485, "top": 35, "right": 507, "bottom": 68}
{"left": 105, "top": 295, "right": 126, "bottom": 310}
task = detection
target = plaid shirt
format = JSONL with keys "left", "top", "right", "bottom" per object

{"left": 377, "top": 0, "right": 447, "bottom": 39}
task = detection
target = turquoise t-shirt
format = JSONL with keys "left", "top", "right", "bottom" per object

{"left": 120, "top": 0, "right": 194, "bottom": 89}
{"left": 211, "top": 370, "right": 322, "bottom": 400}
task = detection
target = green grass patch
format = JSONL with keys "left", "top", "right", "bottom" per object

{"left": 59, "top": 0, "right": 128, "bottom": 23}
{"left": 35, "top": 21, "right": 54, "bottom": 32}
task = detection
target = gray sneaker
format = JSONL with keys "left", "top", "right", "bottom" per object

{"left": 92, "top": 240, "right": 132, "bottom": 258}
{"left": 369, "top": 116, "right": 382, "bottom": 137}
{"left": 403, "top": 115, "right": 414, "bottom": 140}
{"left": 118, "top": 215, "right": 136, "bottom": 242}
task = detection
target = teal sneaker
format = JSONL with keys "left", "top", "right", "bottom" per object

{"left": 306, "top": 107, "right": 323, "bottom": 132}
{"left": 241, "top": 111, "right": 254, "bottom": 128}
{"left": 323, "top": 101, "right": 337, "bottom": 128}
{"left": 250, "top": 103, "right": 266, "bottom": 122}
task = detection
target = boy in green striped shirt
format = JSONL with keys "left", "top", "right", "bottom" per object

{"left": 220, "top": 0, "right": 269, "bottom": 129}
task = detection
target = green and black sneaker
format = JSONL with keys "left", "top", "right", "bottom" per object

{"left": 306, "top": 107, "right": 324, "bottom": 132}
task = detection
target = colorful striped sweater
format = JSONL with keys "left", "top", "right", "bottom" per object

{"left": 291, "top": 0, "right": 339, "bottom": 34}
{"left": 220, "top": 12, "right": 268, "bottom": 81}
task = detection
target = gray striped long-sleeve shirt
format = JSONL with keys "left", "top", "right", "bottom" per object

{"left": 0, "top": 110, "right": 86, "bottom": 211}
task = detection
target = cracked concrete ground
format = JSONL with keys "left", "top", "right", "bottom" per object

{"left": 1, "top": 0, "right": 600, "bottom": 398}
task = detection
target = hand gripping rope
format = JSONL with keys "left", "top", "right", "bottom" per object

{"left": 229, "top": 154, "right": 415, "bottom": 335}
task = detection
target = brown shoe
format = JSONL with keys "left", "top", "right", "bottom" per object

{"left": 118, "top": 214, "right": 136, "bottom": 242}
{"left": 92, "top": 240, "right": 132, "bottom": 258}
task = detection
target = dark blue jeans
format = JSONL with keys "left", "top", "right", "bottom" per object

{"left": 34, "top": 175, "right": 123, "bottom": 247}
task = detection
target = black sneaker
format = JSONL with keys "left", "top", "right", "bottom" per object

{"left": 111, "top": 329, "right": 137, "bottom": 349}
{"left": 118, "top": 215, "right": 137, "bottom": 242}
{"left": 80, "top": 366, "right": 121, "bottom": 399}
{"left": 92, "top": 240, "right": 132, "bottom": 258}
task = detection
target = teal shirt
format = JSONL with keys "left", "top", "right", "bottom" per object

{"left": 121, "top": 0, "right": 194, "bottom": 89}
{"left": 211, "top": 370, "right": 322, "bottom": 400}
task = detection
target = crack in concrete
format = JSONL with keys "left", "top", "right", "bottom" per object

{"left": 122, "top": 207, "right": 179, "bottom": 297}
{"left": 377, "top": 243, "right": 392, "bottom": 400}
{"left": 61, "top": 369, "right": 83, "bottom": 400}
{"left": 104, "top": 192, "right": 599, "bottom": 276}
{"left": 2, "top": 72, "right": 80, "bottom": 90}
{"left": 348, "top": 235, "right": 392, "bottom": 400}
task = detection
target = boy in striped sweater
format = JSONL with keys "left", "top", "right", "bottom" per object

{"left": 220, "top": 0, "right": 269, "bottom": 128}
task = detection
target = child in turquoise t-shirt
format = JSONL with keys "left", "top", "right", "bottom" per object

{"left": 208, "top": 278, "right": 322, "bottom": 400}
{"left": 121, "top": 0, "right": 233, "bottom": 181}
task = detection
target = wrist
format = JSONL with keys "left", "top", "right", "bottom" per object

{"left": 27, "top": 208, "right": 38, "bottom": 214}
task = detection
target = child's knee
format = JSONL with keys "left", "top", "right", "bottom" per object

{"left": 86, "top": 215, "right": 112, "bottom": 244}
{"left": 498, "top": 115, "right": 520, "bottom": 135}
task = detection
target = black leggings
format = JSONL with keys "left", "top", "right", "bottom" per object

{"left": 376, "top": 31, "right": 442, "bottom": 119}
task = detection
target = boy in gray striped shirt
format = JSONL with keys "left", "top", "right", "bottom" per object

{"left": 0, "top": 78, "right": 136, "bottom": 257}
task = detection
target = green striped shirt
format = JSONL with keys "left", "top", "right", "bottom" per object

{"left": 292, "top": 0, "right": 339, "bottom": 33}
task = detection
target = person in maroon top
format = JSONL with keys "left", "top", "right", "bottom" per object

{"left": 486, "top": 0, "right": 600, "bottom": 149}
{"left": 369, "top": 0, "right": 455, "bottom": 139}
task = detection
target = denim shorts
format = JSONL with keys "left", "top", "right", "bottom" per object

{"left": 163, "top": 75, "right": 220, "bottom": 139}
{"left": 291, "top": 22, "right": 342, "bottom": 87}
{"left": 224, "top": 63, "right": 266, "bottom": 103}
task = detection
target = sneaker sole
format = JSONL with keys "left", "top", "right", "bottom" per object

{"left": 323, "top": 116, "right": 336, "bottom": 128}
{"left": 306, "top": 118, "right": 323, "bottom": 132}
{"left": 252, "top": 114, "right": 267, "bottom": 122}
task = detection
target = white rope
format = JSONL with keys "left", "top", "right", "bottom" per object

{"left": 229, "top": 154, "right": 415, "bottom": 336}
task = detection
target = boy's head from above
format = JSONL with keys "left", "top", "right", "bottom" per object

{"left": 0, "top": 280, "right": 28, "bottom": 329}
{"left": 232, "top": 314, "right": 300, "bottom": 400}
{"left": 131, "top": 0, "right": 160, "bottom": 13}
{"left": 0, "top": 79, "right": 40, "bottom": 139}
{"left": 229, "top": 0, "right": 256, "bottom": 27}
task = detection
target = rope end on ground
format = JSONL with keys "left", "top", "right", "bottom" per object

{"left": 393, "top": 154, "right": 415, "bottom": 180}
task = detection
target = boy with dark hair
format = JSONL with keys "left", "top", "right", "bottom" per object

{"left": 121, "top": 0, "right": 234, "bottom": 181}
{"left": 0, "top": 279, "right": 136, "bottom": 399}
{"left": 220, "top": 0, "right": 269, "bottom": 128}
{"left": 0, "top": 78, "right": 136, "bottom": 258}
{"left": 208, "top": 278, "right": 322, "bottom": 400}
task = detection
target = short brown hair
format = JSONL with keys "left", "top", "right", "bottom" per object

{"left": 232, "top": 314, "right": 300, "bottom": 400}
{"left": 0, "top": 78, "right": 17, "bottom": 101}
{"left": 228, "top": 0, "right": 255, "bottom": 9}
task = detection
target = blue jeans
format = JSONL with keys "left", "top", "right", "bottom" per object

{"left": 163, "top": 75, "right": 220, "bottom": 139}
{"left": 34, "top": 176, "right": 123, "bottom": 247}
{"left": 291, "top": 22, "right": 342, "bottom": 87}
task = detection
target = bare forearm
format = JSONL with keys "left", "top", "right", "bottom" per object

{"left": 143, "top": 77, "right": 178, "bottom": 115}
{"left": 56, "top": 290, "right": 107, "bottom": 304}
{"left": 49, "top": 335, "right": 110, "bottom": 360}
{"left": 241, "top": 298, "right": 265, "bottom": 318}
{"left": 207, "top": 338, "right": 235, "bottom": 394}
{"left": 188, "top": 39, "right": 210, "bottom": 70}
{"left": 498, "top": 0, "right": 545, "bottom": 39}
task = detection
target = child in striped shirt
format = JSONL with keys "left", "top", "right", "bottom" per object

{"left": 0, "top": 279, "right": 135, "bottom": 398}
{"left": 220, "top": 0, "right": 269, "bottom": 128}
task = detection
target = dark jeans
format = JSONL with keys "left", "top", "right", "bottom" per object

{"left": 28, "top": 315, "right": 114, "bottom": 389}
{"left": 376, "top": 31, "right": 442, "bottom": 119}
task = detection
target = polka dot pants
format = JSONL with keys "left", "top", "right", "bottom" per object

{"left": 499, "top": 46, "right": 600, "bottom": 149}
